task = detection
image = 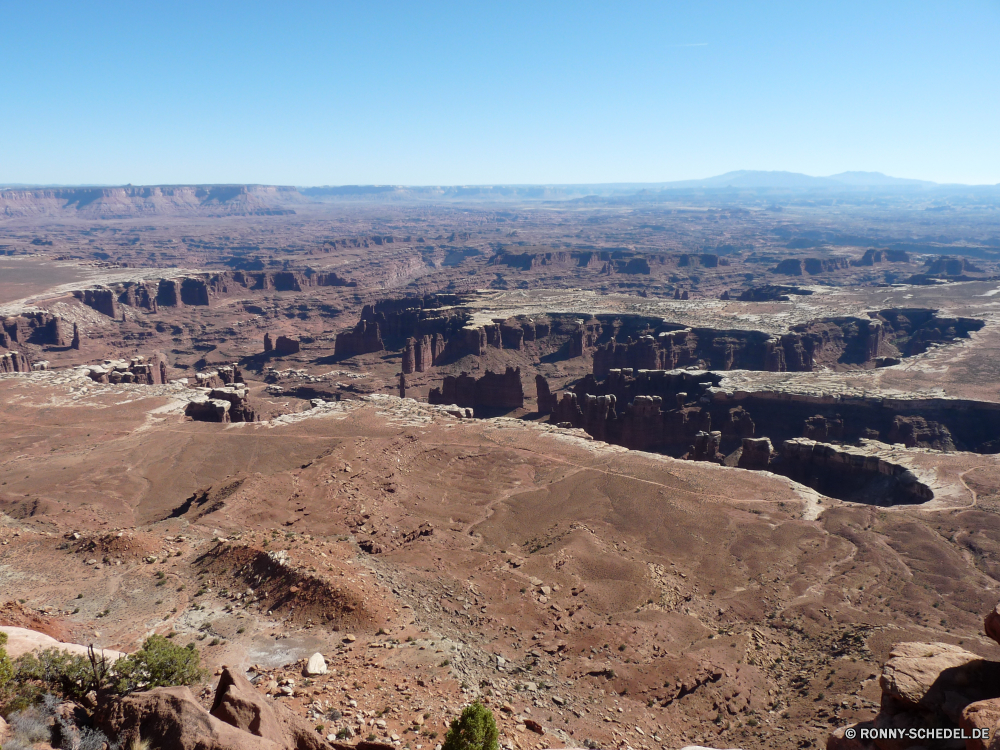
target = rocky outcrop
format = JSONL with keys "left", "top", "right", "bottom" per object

{"left": 1, "top": 312, "right": 68, "bottom": 348}
{"left": 489, "top": 248, "right": 663, "bottom": 272}
{"left": 274, "top": 335, "right": 300, "bottom": 355}
{"left": 428, "top": 367, "right": 524, "bottom": 411}
{"left": 211, "top": 667, "right": 329, "bottom": 750}
{"left": 0, "top": 350, "right": 31, "bottom": 374}
{"left": 536, "top": 374, "right": 556, "bottom": 414}
{"left": 75, "top": 287, "right": 119, "bottom": 318}
{"left": 157, "top": 279, "right": 182, "bottom": 307}
{"left": 118, "top": 281, "right": 158, "bottom": 311}
{"left": 691, "top": 431, "right": 723, "bottom": 463}
{"left": 887, "top": 416, "right": 955, "bottom": 451}
{"left": 775, "top": 257, "right": 850, "bottom": 275}
{"left": 97, "top": 686, "right": 282, "bottom": 750}
{"left": 264, "top": 333, "right": 273, "bottom": 352}
{"left": 737, "top": 285, "right": 814, "bottom": 302}
{"left": 777, "top": 438, "right": 932, "bottom": 505}
{"left": 593, "top": 328, "right": 802, "bottom": 375}
{"left": 830, "top": 607, "right": 1000, "bottom": 750}
{"left": 180, "top": 277, "right": 211, "bottom": 306}
{"left": 592, "top": 309, "right": 983, "bottom": 376}
{"left": 186, "top": 384, "right": 257, "bottom": 423}
{"left": 737, "top": 437, "right": 773, "bottom": 470}
{"left": 84, "top": 354, "right": 168, "bottom": 385}
{"left": 402, "top": 335, "right": 435, "bottom": 374}
{"left": 71, "top": 323, "right": 81, "bottom": 350}
{"left": 925, "top": 256, "right": 983, "bottom": 276}
{"left": 334, "top": 321, "right": 383, "bottom": 357}
{"left": 194, "top": 364, "right": 245, "bottom": 389}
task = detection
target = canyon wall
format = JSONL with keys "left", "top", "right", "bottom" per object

{"left": 428, "top": 367, "right": 524, "bottom": 411}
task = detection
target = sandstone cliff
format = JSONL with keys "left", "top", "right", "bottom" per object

{"left": 428, "top": 367, "right": 524, "bottom": 411}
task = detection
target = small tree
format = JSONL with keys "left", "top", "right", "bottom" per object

{"left": 442, "top": 701, "right": 499, "bottom": 750}
{"left": 113, "top": 636, "right": 205, "bottom": 695}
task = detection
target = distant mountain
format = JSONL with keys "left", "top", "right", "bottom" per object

{"left": 657, "top": 170, "right": 938, "bottom": 190}
{"left": 827, "top": 171, "right": 936, "bottom": 187}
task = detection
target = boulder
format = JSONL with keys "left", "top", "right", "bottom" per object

{"left": 879, "top": 642, "right": 1000, "bottom": 722}
{"left": 987, "top": 603, "right": 1000, "bottom": 647}
{"left": 97, "top": 686, "right": 281, "bottom": 750}
{"left": 959, "top": 698, "right": 1000, "bottom": 750}
{"left": 304, "top": 653, "right": 328, "bottom": 676}
{"left": 210, "top": 667, "right": 331, "bottom": 750}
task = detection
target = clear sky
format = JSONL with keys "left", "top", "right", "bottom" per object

{"left": 1, "top": 1, "right": 998, "bottom": 186}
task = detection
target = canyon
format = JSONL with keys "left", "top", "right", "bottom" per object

{"left": 3, "top": 184, "right": 1000, "bottom": 750}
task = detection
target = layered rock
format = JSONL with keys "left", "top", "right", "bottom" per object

{"left": 274, "top": 335, "right": 300, "bottom": 355}
{"left": 75, "top": 287, "right": 119, "bottom": 318}
{"left": 0, "top": 350, "right": 31, "bottom": 374}
{"left": 334, "top": 321, "right": 383, "bottom": 357}
{"left": 737, "top": 437, "right": 773, "bottom": 470}
{"left": 778, "top": 438, "right": 932, "bottom": 505}
{"left": 1, "top": 312, "right": 68, "bottom": 348}
{"left": 428, "top": 367, "right": 524, "bottom": 411}
{"left": 185, "top": 385, "right": 257, "bottom": 423}
{"left": 84, "top": 354, "right": 168, "bottom": 385}
{"left": 592, "top": 309, "right": 983, "bottom": 376}
{"left": 536, "top": 374, "right": 556, "bottom": 414}
{"left": 118, "top": 281, "right": 158, "bottom": 311}
{"left": 194, "top": 364, "right": 245, "bottom": 389}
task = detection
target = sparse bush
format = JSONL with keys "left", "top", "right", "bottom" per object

{"left": 336, "top": 726, "right": 352, "bottom": 740}
{"left": 442, "top": 701, "right": 499, "bottom": 750}
{"left": 8, "top": 705, "right": 52, "bottom": 742}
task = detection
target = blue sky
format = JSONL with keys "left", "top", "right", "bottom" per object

{"left": 1, "top": 1, "right": 998, "bottom": 186}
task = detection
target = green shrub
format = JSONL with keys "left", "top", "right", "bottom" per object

{"left": 442, "top": 701, "right": 499, "bottom": 750}
{"left": 13, "top": 648, "right": 92, "bottom": 699}
{"left": 0, "top": 631, "right": 14, "bottom": 691}
{"left": 113, "top": 635, "right": 206, "bottom": 694}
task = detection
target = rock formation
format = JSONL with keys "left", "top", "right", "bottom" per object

{"left": 194, "top": 364, "right": 245, "bottom": 389}
{"left": 71, "top": 322, "right": 81, "bottom": 350}
{"left": 428, "top": 367, "right": 524, "bottom": 411}
{"left": 401, "top": 335, "right": 435, "bottom": 374}
{"left": 1, "top": 312, "right": 67, "bottom": 348}
{"left": 691, "top": 430, "right": 723, "bottom": 463}
{"left": 84, "top": 354, "right": 169, "bottom": 385}
{"left": 0, "top": 350, "right": 31, "bottom": 374}
{"left": 777, "top": 438, "right": 932, "bottom": 504}
{"left": 591, "top": 309, "right": 983, "bottom": 376}
{"left": 830, "top": 604, "right": 1000, "bottom": 750}
{"left": 274, "top": 335, "right": 301, "bottom": 355}
{"left": 887, "top": 415, "right": 955, "bottom": 451}
{"left": 185, "top": 385, "right": 257, "bottom": 423}
{"left": 737, "top": 437, "right": 773, "bottom": 470}
{"left": 536, "top": 374, "right": 556, "bottom": 414}
{"left": 264, "top": 332, "right": 273, "bottom": 352}
{"left": 75, "top": 287, "right": 119, "bottom": 317}
{"left": 96, "top": 665, "right": 333, "bottom": 750}
{"left": 334, "top": 321, "right": 383, "bottom": 357}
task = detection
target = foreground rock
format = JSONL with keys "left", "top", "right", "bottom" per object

{"left": 97, "top": 686, "right": 282, "bottom": 750}
{"left": 0, "top": 625, "right": 126, "bottom": 661}
{"left": 829, "top": 605, "right": 1000, "bottom": 750}
{"left": 211, "top": 667, "right": 329, "bottom": 750}
{"left": 97, "top": 667, "right": 333, "bottom": 750}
